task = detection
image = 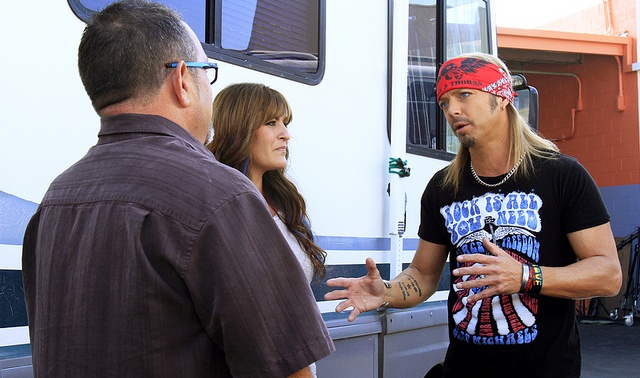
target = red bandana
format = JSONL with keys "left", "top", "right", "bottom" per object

{"left": 436, "top": 57, "right": 516, "bottom": 103}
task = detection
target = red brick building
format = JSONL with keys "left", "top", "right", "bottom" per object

{"left": 497, "top": 0, "right": 640, "bottom": 238}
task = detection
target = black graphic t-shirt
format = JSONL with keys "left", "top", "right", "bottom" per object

{"left": 419, "top": 153, "right": 609, "bottom": 378}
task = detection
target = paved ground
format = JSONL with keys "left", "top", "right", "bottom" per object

{"left": 579, "top": 317, "right": 640, "bottom": 377}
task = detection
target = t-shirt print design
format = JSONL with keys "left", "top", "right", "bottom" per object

{"left": 441, "top": 191, "right": 541, "bottom": 346}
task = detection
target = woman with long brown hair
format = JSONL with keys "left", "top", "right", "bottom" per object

{"left": 208, "top": 83, "right": 326, "bottom": 284}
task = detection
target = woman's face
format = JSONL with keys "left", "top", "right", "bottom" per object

{"left": 249, "top": 115, "right": 290, "bottom": 178}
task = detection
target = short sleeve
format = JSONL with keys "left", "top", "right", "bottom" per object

{"left": 186, "top": 191, "right": 334, "bottom": 377}
{"left": 558, "top": 157, "right": 610, "bottom": 234}
{"left": 418, "top": 170, "right": 451, "bottom": 245}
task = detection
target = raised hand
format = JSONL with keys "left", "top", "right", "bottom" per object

{"left": 324, "top": 257, "right": 387, "bottom": 321}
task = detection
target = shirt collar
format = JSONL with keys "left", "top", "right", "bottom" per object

{"left": 97, "top": 113, "right": 208, "bottom": 154}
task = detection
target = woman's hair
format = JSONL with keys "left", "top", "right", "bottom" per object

{"left": 78, "top": 0, "right": 197, "bottom": 112}
{"left": 441, "top": 52, "right": 559, "bottom": 193}
{"left": 208, "top": 83, "right": 326, "bottom": 279}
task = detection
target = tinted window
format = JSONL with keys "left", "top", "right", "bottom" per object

{"left": 407, "top": 0, "right": 491, "bottom": 158}
{"left": 407, "top": 1, "right": 437, "bottom": 150}
{"left": 68, "top": 0, "right": 324, "bottom": 85}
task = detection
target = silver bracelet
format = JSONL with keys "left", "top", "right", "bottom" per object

{"left": 377, "top": 280, "right": 392, "bottom": 311}
{"left": 519, "top": 263, "right": 530, "bottom": 293}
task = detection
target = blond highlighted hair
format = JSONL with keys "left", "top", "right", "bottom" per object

{"left": 440, "top": 52, "right": 559, "bottom": 194}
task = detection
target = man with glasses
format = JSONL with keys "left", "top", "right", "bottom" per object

{"left": 22, "top": 1, "right": 334, "bottom": 377}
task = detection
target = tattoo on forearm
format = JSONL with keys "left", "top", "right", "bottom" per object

{"left": 398, "top": 274, "right": 423, "bottom": 302}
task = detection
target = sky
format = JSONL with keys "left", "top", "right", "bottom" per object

{"left": 494, "top": 0, "right": 602, "bottom": 29}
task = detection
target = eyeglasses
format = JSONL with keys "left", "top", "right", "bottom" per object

{"left": 165, "top": 61, "right": 219, "bottom": 85}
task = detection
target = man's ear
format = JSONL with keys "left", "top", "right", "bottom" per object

{"left": 500, "top": 97, "right": 509, "bottom": 110}
{"left": 169, "top": 61, "right": 192, "bottom": 108}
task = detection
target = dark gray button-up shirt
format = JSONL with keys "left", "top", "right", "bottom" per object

{"left": 23, "top": 114, "right": 334, "bottom": 377}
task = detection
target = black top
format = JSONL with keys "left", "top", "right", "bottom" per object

{"left": 419, "top": 153, "right": 609, "bottom": 378}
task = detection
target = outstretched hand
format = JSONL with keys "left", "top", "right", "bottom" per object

{"left": 452, "top": 237, "right": 522, "bottom": 304}
{"left": 323, "top": 257, "right": 387, "bottom": 321}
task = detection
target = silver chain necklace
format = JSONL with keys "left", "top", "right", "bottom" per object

{"left": 470, "top": 154, "right": 525, "bottom": 188}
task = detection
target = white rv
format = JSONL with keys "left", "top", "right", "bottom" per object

{"left": 0, "top": 0, "right": 524, "bottom": 376}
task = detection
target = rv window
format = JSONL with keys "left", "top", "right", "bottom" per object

{"left": 68, "top": 0, "right": 325, "bottom": 85}
{"left": 407, "top": 1, "right": 438, "bottom": 151}
{"left": 406, "top": 0, "right": 491, "bottom": 159}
